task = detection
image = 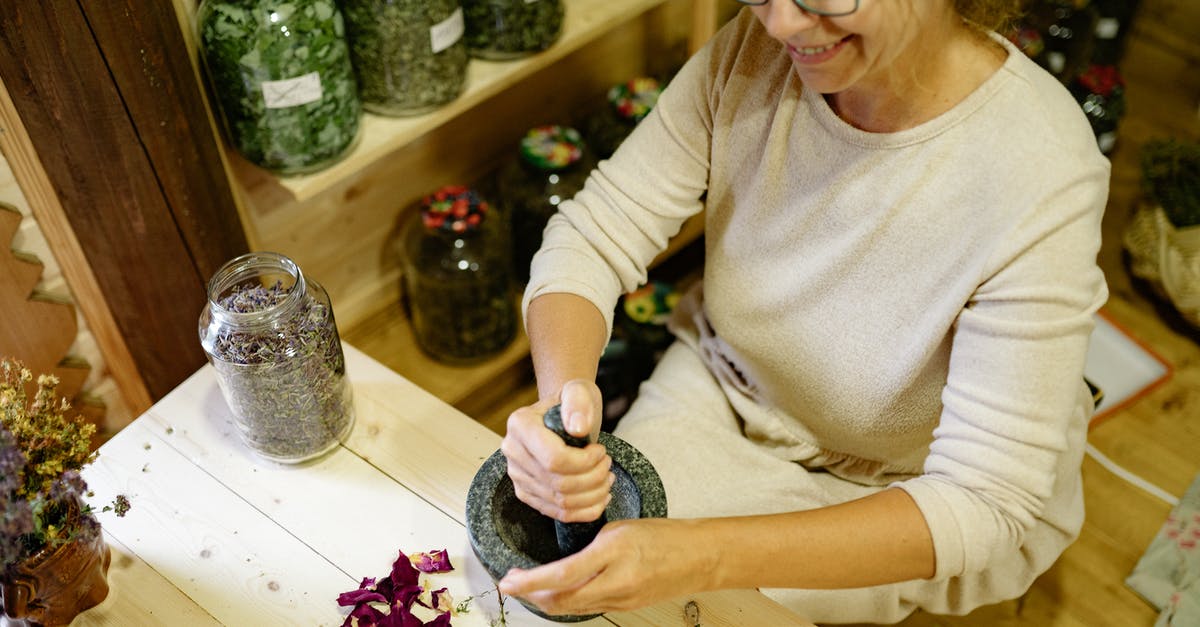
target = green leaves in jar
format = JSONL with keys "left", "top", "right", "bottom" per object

{"left": 461, "top": 0, "right": 564, "bottom": 60}
{"left": 342, "top": 0, "right": 469, "bottom": 116}
{"left": 197, "top": 0, "right": 361, "bottom": 174}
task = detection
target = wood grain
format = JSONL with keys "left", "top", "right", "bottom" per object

{"left": 0, "top": 2, "right": 219, "bottom": 401}
{"left": 0, "top": 76, "right": 152, "bottom": 415}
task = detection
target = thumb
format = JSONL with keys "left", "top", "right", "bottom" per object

{"left": 559, "top": 379, "right": 601, "bottom": 440}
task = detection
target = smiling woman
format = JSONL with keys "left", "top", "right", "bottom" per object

{"left": 497, "top": 0, "right": 1109, "bottom": 623}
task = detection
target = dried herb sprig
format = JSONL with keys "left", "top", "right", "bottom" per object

{"left": 0, "top": 359, "right": 130, "bottom": 567}
{"left": 1141, "top": 138, "right": 1200, "bottom": 228}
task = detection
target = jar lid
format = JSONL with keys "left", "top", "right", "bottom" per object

{"left": 607, "top": 77, "right": 662, "bottom": 122}
{"left": 421, "top": 185, "right": 489, "bottom": 234}
{"left": 519, "top": 125, "right": 585, "bottom": 171}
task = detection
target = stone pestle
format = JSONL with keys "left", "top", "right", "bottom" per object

{"left": 542, "top": 404, "right": 607, "bottom": 557}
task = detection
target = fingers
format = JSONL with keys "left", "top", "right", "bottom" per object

{"left": 559, "top": 379, "right": 602, "bottom": 440}
{"left": 509, "top": 460, "right": 614, "bottom": 522}
{"left": 501, "top": 399, "right": 613, "bottom": 521}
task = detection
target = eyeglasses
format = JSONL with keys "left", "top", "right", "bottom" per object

{"left": 734, "top": 0, "right": 859, "bottom": 17}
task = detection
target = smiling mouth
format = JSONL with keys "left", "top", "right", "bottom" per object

{"left": 797, "top": 41, "right": 840, "bottom": 55}
{"left": 788, "top": 35, "right": 851, "bottom": 59}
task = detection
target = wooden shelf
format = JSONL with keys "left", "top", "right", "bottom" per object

{"left": 231, "top": 0, "right": 672, "bottom": 211}
{"left": 344, "top": 212, "right": 705, "bottom": 419}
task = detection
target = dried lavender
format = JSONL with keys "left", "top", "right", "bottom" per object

{"left": 205, "top": 279, "right": 354, "bottom": 463}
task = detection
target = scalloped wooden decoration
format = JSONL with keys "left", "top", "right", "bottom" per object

{"left": 0, "top": 203, "right": 91, "bottom": 403}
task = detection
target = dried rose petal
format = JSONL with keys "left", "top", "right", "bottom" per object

{"left": 391, "top": 551, "right": 421, "bottom": 585}
{"left": 409, "top": 550, "right": 453, "bottom": 574}
{"left": 338, "top": 577, "right": 388, "bottom": 607}
{"left": 429, "top": 588, "right": 454, "bottom": 614}
{"left": 342, "top": 602, "right": 386, "bottom": 627}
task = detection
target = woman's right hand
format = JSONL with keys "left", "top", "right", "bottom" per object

{"left": 500, "top": 379, "right": 614, "bottom": 523}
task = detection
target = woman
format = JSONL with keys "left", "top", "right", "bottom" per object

{"left": 497, "top": 0, "right": 1109, "bottom": 622}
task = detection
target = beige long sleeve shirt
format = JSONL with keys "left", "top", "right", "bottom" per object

{"left": 524, "top": 10, "right": 1109, "bottom": 583}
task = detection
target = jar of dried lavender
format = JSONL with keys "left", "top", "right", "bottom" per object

{"left": 198, "top": 252, "right": 354, "bottom": 463}
{"left": 497, "top": 125, "right": 595, "bottom": 284}
{"left": 341, "top": 0, "right": 469, "bottom": 116}
{"left": 400, "top": 186, "right": 517, "bottom": 363}
{"left": 460, "top": 0, "right": 563, "bottom": 60}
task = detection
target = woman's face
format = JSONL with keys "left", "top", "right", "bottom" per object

{"left": 749, "top": 0, "right": 948, "bottom": 96}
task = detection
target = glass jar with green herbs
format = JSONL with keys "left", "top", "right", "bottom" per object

{"left": 400, "top": 186, "right": 517, "bottom": 363}
{"left": 341, "top": 0, "right": 469, "bottom": 116}
{"left": 198, "top": 252, "right": 355, "bottom": 464}
{"left": 196, "top": 0, "right": 361, "bottom": 174}
{"left": 498, "top": 125, "right": 595, "bottom": 284}
{"left": 461, "top": 0, "right": 564, "bottom": 60}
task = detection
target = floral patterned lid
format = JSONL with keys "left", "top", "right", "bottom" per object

{"left": 607, "top": 77, "right": 662, "bottom": 122}
{"left": 421, "top": 185, "right": 489, "bottom": 234}
{"left": 519, "top": 125, "right": 585, "bottom": 171}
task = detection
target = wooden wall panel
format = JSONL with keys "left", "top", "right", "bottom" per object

{"left": 0, "top": 2, "right": 247, "bottom": 401}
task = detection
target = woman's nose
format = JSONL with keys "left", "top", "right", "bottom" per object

{"left": 756, "top": 0, "right": 820, "bottom": 41}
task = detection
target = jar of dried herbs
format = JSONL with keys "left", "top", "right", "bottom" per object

{"left": 498, "top": 125, "right": 595, "bottom": 284}
{"left": 461, "top": 0, "right": 564, "bottom": 60}
{"left": 196, "top": 0, "right": 361, "bottom": 174}
{"left": 400, "top": 186, "right": 517, "bottom": 363}
{"left": 341, "top": 0, "right": 469, "bottom": 116}
{"left": 584, "top": 77, "right": 663, "bottom": 160}
{"left": 198, "top": 252, "right": 355, "bottom": 464}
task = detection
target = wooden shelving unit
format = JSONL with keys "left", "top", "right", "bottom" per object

{"left": 211, "top": 0, "right": 718, "bottom": 422}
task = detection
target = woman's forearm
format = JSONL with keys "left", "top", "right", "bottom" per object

{"left": 525, "top": 293, "right": 611, "bottom": 401}
{"left": 698, "top": 487, "right": 936, "bottom": 591}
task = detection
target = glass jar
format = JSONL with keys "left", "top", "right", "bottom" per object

{"left": 461, "top": 0, "right": 564, "bottom": 60}
{"left": 400, "top": 186, "right": 518, "bottom": 363}
{"left": 499, "top": 125, "right": 595, "bottom": 284}
{"left": 341, "top": 0, "right": 469, "bottom": 116}
{"left": 198, "top": 252, "right": 354, "bottom": 463}
{"left": 196, "top": 0, "right": 361, "bottom": 174}
{"left": 584, "top": 77, "right": 663, "bottom": 160}
{"left": 1032, "top": 0, "right": 1098, "bottom": 85}
{"left": 1071, "top": 64, "right": 1126, "bottom": 155}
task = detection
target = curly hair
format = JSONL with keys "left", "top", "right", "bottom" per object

{"left": 954, "top": 0, "right": 1026, "bottom": 32}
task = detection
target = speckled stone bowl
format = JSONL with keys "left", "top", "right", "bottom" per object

{"left": 466, "top": 429, "right": 667, "bottom": 623}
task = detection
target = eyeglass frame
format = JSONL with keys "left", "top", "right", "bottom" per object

{"left": 733, "top": 0, "right": 860, "bottom": 18}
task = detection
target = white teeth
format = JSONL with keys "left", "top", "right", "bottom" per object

{"left": 798, "top": 41, "right": 838, "bottom": 55}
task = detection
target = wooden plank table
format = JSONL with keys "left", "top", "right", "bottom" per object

{"left": 77, "top": 344, "right": 811, "bottom": 626}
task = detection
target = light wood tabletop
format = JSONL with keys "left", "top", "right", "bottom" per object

{"left": 76, "top": 344, "right": 811, "bottom": 626}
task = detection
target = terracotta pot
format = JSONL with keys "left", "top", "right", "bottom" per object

{"left": 1, "top": 531, "right": 111, "bottom": 627}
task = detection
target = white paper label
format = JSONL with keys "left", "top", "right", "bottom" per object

{"left": 525, "top": 0, "right": 538, "bottom": 4}
{"left": 430, "top": 8, "right": 465, "bottom": 54}
{"left": 1095, "top": 17, "right": 1120, "bottom": 39}
{"left": 261, "top": 72, "right": 323, "bottom": 108}
{"left": 1046, "top": 52, "right": 1065, "bottom": 74}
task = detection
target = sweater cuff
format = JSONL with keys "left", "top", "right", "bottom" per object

{"left": 893, "top": 479, "right": 968, "bottom": 581}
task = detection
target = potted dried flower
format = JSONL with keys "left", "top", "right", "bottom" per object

{"left": 1, "top": 358, "right": 129, "bottom": 627}
{"left": 1123, "top": 138, "right": 1200, "bottom": 329}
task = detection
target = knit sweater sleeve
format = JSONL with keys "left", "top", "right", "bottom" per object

{"left": 519, "top": 12, "right": 742, "bottom": 333}
{"left": 895, "top": 158, "right": 1110, "bottom": 580}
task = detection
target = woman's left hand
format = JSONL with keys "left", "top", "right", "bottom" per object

{"left": 497, "top": 517, "right": 716, "bottom": 616}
